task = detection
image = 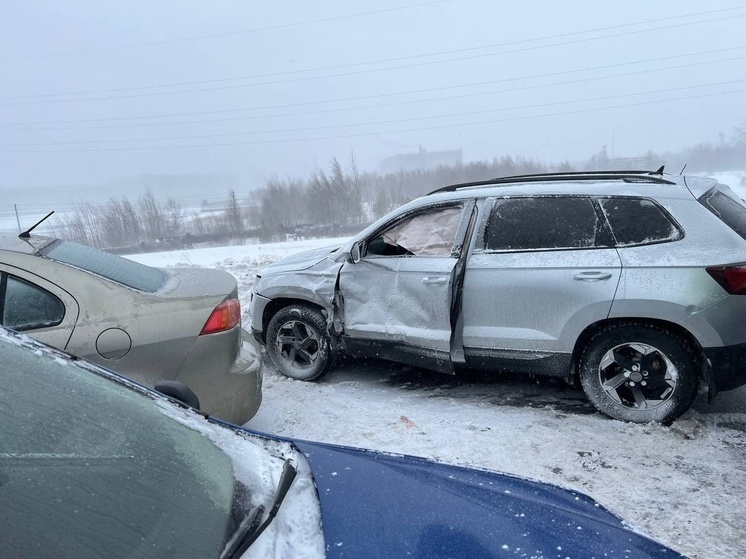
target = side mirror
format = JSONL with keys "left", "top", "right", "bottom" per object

{"left": 154, "top": 380, "right": 201, "bottom": 410}
{"left": 349, "top": 241, "right": 362, "bottom": 264}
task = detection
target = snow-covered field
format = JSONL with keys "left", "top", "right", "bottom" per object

{"left": 129, "top": 227, "right": 746, "bottom": 559}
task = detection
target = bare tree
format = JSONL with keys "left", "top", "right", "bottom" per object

{"left": 346, "top": 152, "right": 364, "bottom": 224}
{"left": 372, "top": 185, "right": 391, "bottom": 219}
{"left": 138, "top": 188, "right": 163, "bottom": 240}
{"left": 309, "top": 157, "right": 363, "bottom": 226}
{"left": 225, "top": 189, "right": 244, "bottom": 234}
{"left": 163, "top": 198, "right": 184, "bottom": 237}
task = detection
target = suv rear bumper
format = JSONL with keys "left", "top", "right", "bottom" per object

{"left": 705, "top": 343, "right": 746, "bottom": 392}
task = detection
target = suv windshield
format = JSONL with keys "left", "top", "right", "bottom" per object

{"left": 44, "top": 240, "right": 168, "bottom": 292}
{"left": 0, "top": 335, "right": 239, "bottom": 558}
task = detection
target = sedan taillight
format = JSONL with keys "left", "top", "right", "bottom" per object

{"left": 706, "top": 264, "right": 746, "bottom": 295}
{"left": 200, "top": 298, "right": 241, "bottom": 335}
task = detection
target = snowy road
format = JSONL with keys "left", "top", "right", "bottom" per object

{"left": 130, "top": 232, "right": 746, "bottom": 559}
{"left": 248, "top": 358, "right": 746, "bottom": 559}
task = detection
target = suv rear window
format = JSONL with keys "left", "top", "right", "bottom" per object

{"left": 599, "top": 197, "right": 682, "bottom": 246}
{"left": 699, "top": 189, "right": 746, "bottom": 241}
{"left": 44, "top": 241, "right": 168, "bottom": 293}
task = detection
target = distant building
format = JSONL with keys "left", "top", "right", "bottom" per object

{"left": 380, "top": 146, "right": 462, "bottom": 174}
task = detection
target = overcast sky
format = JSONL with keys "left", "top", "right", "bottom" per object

{"left": 1, "top": 0, "right": 745, "bottom": 190}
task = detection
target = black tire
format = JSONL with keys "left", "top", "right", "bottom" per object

{"left": 578, "top": 323, "right": 699, "bottom": 424}
{"left": 266, "top": 304, "right": 334, "bottom": 381}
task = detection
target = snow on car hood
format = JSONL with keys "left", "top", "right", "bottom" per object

{"left": 158, "top": 405, "right": 325, "bottom": 559}
{"left": 293, "top": 439, "right": 683, "bottom": 559}
{"left": 259, "top": 245, "right": 341, "bottom": 275}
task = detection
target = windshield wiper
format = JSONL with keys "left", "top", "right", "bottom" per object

{"left": 221, "top": 459, "right": 298, "bottom": 559}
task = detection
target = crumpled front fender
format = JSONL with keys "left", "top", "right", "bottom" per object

{"left": 252, "top": 258, "right": 344, "bottom": 337}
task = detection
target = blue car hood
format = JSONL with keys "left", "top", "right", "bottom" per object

{"left": 293, "top": 440, "right": 682, "bottom": 559}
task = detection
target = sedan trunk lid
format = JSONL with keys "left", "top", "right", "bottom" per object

{"left": 161, "top": 267, "right": 238, "bottom": 300}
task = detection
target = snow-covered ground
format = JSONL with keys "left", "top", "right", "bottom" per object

{"left": 129, "top": 227, "right": 746, "bottom": 559}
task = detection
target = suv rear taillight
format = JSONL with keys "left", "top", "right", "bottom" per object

{"left": 200, "top": 298, "right": 241, "bottom": 335}
{"left": 706, "top": 265, "right": 746, "bottom": 295}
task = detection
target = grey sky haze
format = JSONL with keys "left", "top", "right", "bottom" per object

{"left": 1, "top": 0, "right": 744, "bottom": 190}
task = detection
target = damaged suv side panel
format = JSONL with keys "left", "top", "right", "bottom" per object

{"left": 336, "top": 203, "right": 473, "bottom": 373}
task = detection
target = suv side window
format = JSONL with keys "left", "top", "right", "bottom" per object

{"left": 1, "top": 274, "right": 65, "bottom": 331}
{"left": 599, "top": 197, "right": 682, "bottom": 246}
{"left": 366, "top": 205, "right": 463, "bottom": 257}
{"left": 484, "top": 196, "right": 606, "bottom": 251}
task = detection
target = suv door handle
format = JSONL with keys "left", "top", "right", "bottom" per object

{"left": 574, "top": 271, "right": 613, "bottom": 282}
{"left": 422, "top": 276, "right": 447, "bottom": 285}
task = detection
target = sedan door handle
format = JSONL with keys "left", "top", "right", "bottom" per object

{"left": 422, "top": 276, "right": 447, "bottom": 285}
{"left": 574, "top": 271, "right": 613, "bottom": 282}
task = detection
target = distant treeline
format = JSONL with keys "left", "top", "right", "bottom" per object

{"left": 53, "top": 122, "right": 745, "bottom": 250}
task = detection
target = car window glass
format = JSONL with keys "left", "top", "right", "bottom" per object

{"left": 369, "top": 206, "right": 463, "bottom": 256}
{"left": 0, "top": 338, "right": 236, "bottom": 558}
{"left": 599, "top": 197, "right": 682, "bottom": 246}
{"left": 45, "top": 240, "right": 168, "bottom": 292}
{"left": 2, "top": 274, "right": 65, "bottom": 331}
{"left": 699, "top": 189, "right": 746, "bottom": 241}
{"left": 484, "top": 197, "right": 601, "bottom": 251}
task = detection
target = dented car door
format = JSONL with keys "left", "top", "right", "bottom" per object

{"left": 337, "top": 203, "right": 472, "bottom": 373}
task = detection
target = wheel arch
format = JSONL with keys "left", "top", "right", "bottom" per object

{"left": 261, "top": 297, "right": 329, "bottom": 343}
{"left": 571, "top": 317, "right": 706, "bottom": 380}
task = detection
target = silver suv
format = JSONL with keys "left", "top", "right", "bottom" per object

{"left": 249, "top": 170, "right": 746, "bottom": 423}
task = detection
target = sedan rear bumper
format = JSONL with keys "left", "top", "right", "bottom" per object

{"left": 705, "top": 342, "right": 746, "bottom": 392}
{"left": 175, "top": 329, "right": 263, "bottom": 425}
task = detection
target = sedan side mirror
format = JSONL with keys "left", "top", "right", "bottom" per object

{"left": 349, "top": 241, "right": 362, "bottom": 264}
{"left": 154, "top": 380, "right": 201, "bottom": 410}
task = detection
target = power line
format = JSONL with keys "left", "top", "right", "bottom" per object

{"left": 3, "top": 12, "right": 745, "bottom": 106}
{"left": 3, "top": 6, "right": 744, "bottom": 101}
{"left": 0, "top": 0, "right": 449, "bottom": 64}
{"left": 5, "top": 79, "right": 745, "bottom": 146}
{"left": 4, "top": 86, "right": 743, "bottom": 151}
{"left": 3, "top": 49, "right": 744, "bottom": 131}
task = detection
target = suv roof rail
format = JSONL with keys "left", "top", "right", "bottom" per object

{"left": 427, "top": 168, "right": 674, "bottom": 195}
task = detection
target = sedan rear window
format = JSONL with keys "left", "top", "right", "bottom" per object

{"left": 699, "top": 189, "right": 746, "bottom": 241}
{"left": 44, "top": 241, "right": 168, "bottom": 293}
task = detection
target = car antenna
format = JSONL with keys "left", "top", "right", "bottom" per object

{"left": 679, "top": 164, "right": 687, "bottom": 175}
{"left": 18, "top": 211, "right": 54, "bottom": 239}
{"left": 652, "top": 165, "right": 665, "bottom": 175}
